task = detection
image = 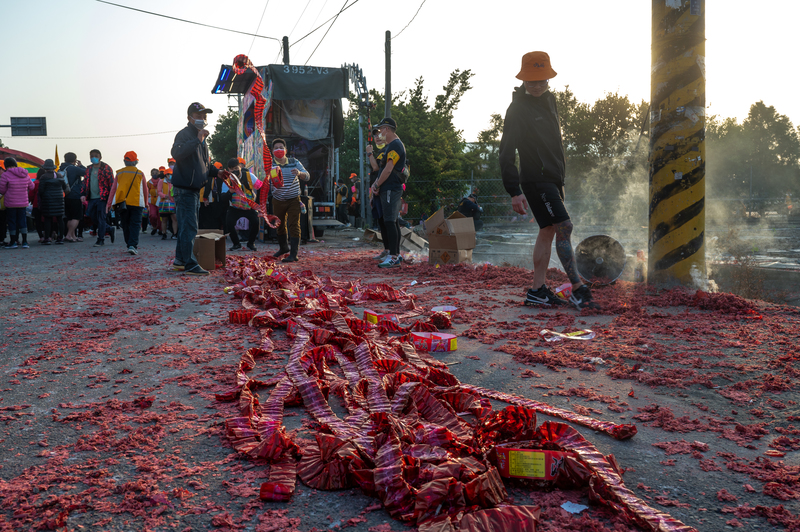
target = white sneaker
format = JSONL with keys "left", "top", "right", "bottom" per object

{"left": 379, "top": 254, "right": 393, "bottom": 265}
{"left": 375, "top": 249, "right": 390, "bottom": 261}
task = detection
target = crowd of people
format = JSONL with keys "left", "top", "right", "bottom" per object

{"left": 1, "top": 55, "right": 599, "bottom": 308}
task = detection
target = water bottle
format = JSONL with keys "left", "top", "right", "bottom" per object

{"left": 300, "top": 201, "right": 307, "bottom": 214}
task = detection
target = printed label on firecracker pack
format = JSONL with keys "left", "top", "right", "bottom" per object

{"left": 411, "top": 332, "right": 457, "bottom": 352}
{"left": 494, "top": 447, "right": 570, "bottom": 480}
{"left": 364, "top": 310, "right": 399, "bottom": 325}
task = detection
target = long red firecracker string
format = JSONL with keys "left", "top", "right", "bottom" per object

{"left": 232, "top": 54, "right": 274, "bottom": 209}
{"left": 219, "top": 169, "right": 280, "bottom": 229}
{"left": 216, "top": 256, "right": 697, "bottom": 532}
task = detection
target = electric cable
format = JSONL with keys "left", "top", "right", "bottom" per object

{"left": 275, "top": 0, "right": 315, "bottom": 63}
{"left": 393, "top": 0, "right": 427, "bottom": 39}
{"left": 248, "top": 0, "right": 272, "bottom": 56}
{"left": 290, "top": 0, "right": 361, "bottom": 47}
{"left": 11, "top": 131, "right": 178, "bottom": 140}
{"left": 304, "top": 0, "right": 350, "bottom": 65}
{"left": 95, "top": 0, "right": 280, "bottom": 41}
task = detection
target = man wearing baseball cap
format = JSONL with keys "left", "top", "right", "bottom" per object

{"left": 499, "top": 51, "right": 598, "bottom": 310}
{"left": 169, "top": 102, "right": 219, "bottom": 275}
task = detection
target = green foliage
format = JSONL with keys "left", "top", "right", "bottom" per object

{"left": 349, "top": 69, "right": 475, "bottom": 221}
{"left": 207, "top": 108, "right": 239, "bottom": 164}
{"left": 707, "top": 101, "right": 800, "bottom": 199}
{"left": 0, "top": 138, "right": 5, "bottom": 148}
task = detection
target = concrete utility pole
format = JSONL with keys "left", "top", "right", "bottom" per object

{"left": 385, "top": 31, "right": 391, "bottom": 118}
{"left": 648, "top": 0, "right": 706, "bottom": 285}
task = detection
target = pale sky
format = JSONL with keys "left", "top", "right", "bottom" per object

{"left": 1, "top": 0, "right": 796, "bottom": 173}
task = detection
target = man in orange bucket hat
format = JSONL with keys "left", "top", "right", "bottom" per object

{"left": 499, "top": 51, "right": 599, "bottom": 311}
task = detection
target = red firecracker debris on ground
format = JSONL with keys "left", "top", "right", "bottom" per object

{"left": 1, "top": 240, "right": 799, "bottom": 531}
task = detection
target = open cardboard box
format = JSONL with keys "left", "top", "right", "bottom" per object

{"left": 193, "top": 230, "right": 228, "bottom": 271}
{"left": 424, "top": 208, "right": 476, "bottom": 264}
{"left": 429, "top": 249, "right": 473, "bottom": 266}
{"left": 400, "top": 227, "right": 427, "bottom": 252}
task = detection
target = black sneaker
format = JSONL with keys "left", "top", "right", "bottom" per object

{"left": 93, "top": 240, "right": 104, "bottom": 247}
{"left": 151, "top": 228, "right": 158, "bottom": 236}
{"left": 229, "top": 244, "right": 242, "bottom": 251}
{"left": 246, "top": 243, "right": 257, "bottom": 251}
{"left": 525, "top": 285, "right": 567, "bottom": 307}
{"left": 185, "top": 265, "right": 210, "bottom": 276}
{"left": 108, "top": 227, "right": 116, "bottom": 244}
{"left": 569, "top": 285, "right": 600, "bottom": 310}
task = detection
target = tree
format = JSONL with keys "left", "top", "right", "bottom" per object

{"left": 707, "top": 101, "right": 800, "bottom": 201}
{"left": 208, "top": 109, "right": 239, "bottom": 164}
{"left": 343, "top": 69, "right": 475, "bottom": 221}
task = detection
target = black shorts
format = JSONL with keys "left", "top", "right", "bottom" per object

{"left": 65, "top": 198, "right": 83, "bottom": 221}
{"left": 520, "top": 181, "right": 570, "bottom": 229}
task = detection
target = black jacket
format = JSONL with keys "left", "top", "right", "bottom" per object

{"left": 38, "top": 171, "right": 69, "bottom": 216}
{"left": 457, "top": 197, "right": 482, "bottom": 219}
{"left": 170, "top": 122, "right": 217, "bottom": 192}
{"left": 499, "top": 86, "right": 566, "bottom": 197}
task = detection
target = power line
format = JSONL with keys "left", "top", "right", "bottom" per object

{"left": 393, "top": 0, "right": 427, "bottom": 39}
{"left": 248, "top": 0, "right": 271, "bottom": 56}
{"left": 304, "top": 0, "right": 350, "bottom": 65}
{"left": 291, "top": 0, "right": 362, "bottom": 47}
{"left": 95, "top": 0, "right": 280, "bottom": 41}
{"left": 11, "top": 131, "right": 178, "bottom": 140}
{"left": 275, "top": 0, "right": 315, "bottom": 63}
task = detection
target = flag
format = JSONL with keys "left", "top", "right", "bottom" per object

{"left": 54, "top": 145, "right": 60, "bottom": 169}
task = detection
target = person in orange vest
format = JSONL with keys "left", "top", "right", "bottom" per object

{"left": 158, "top": 168, "right": 177, "bottom": 241}
{"left": 107, "top": 151, "right": 149, "bottom": 255}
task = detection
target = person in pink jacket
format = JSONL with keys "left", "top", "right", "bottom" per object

{"left": 0, "top": 158, "right": 34, "bottom": 249}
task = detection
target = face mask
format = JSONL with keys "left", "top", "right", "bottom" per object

{"left": 273, "top": 149, "right": 286, "bottom": 159}
{"left": 232, "top": 170, "right": 241, "bottom": 177}
{"left": 193, "top": 118, "right": 207, "bottom": 129}
{"left": 91, "top": 157, "right": 100, "bottom": 165}
{"left": 376, "top": 143, "right": 386, "bottom": 150}
{"left": 169, "top": 164, "right": 175, "bottom": 170}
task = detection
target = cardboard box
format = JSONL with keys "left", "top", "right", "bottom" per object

{"left": 363, "top": 229, "right": 382, "bottom": 243}
{"left": 424, "top": 208, "right": 476, "bottom": 264}
{"left": 399, "top": 227, "right": 428, "bottom": 252}
{"left": 429, "top": 249, "right": 473, "bottom": 266}
{"left": 193, "top": 230, "right": 228, "bottom": 271}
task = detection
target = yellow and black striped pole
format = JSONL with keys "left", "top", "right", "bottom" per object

{"left": 648, "top": 0, "right": 706, "bottom": 285}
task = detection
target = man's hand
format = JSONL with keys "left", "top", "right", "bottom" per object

{"left": 105, "top": 204, "right": 110, "bottom": 214}
{"left": 203, "top": 198, "right": 209, "bottom": 206}
{"left": 366, "top": 145, "right": 373, "bottom": 156}
{"left": 198, "top": 129, "right": 210, "bottom": 141}
{"left": 291, "top": 168, "right": 299, "bottom": 177}
{"left": 511, "top": 194, "right": 528, "bottom": 215}
{"left": 80, "top": 196, "right": 86, "bottom": 203}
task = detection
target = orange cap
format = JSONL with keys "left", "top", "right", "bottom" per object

{"left": 124, "top": 150, "right": 138, "bottom": 161}
{"left": 213, "top": 161, "right": 223, "bottom": 169}
{"left": 516, "top": 51, "right": 557, "bottom": 81}
{"left": 237, "top": 157, "right": 246, "bottom": 165}
{"left": 168, "top": 157, "right": 176, "bottom": 164}
{"left": 158, "top": 166, "right": 165, "bottom": 171}
{"left": 165, "top": 168, "right": 173, "bottom": 175}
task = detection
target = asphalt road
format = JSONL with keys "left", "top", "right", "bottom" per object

{"left": 1, "top": 226, "right": 798, "bottom": 531}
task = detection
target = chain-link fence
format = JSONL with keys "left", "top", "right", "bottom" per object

{"left": 404, "top": 177, "right": 793, "bottom": 227}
